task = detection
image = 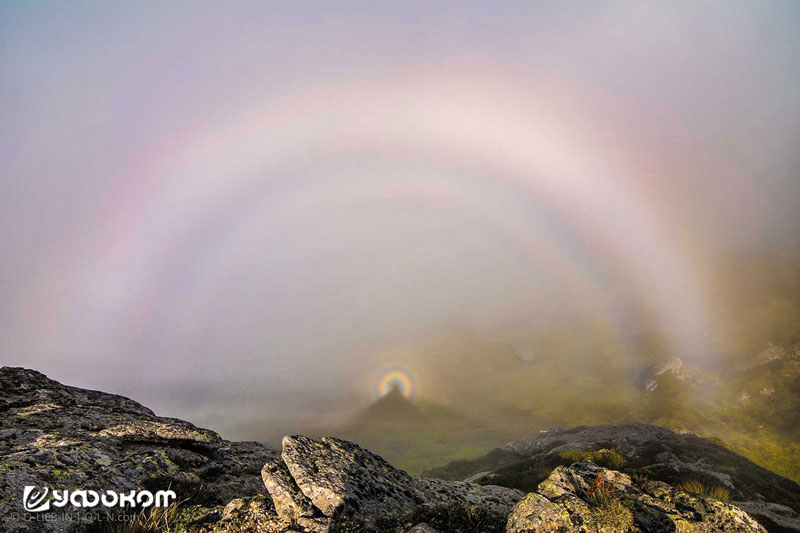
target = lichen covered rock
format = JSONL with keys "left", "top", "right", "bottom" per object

{"left": 264, "top": 435, "right": 524, "bottom": 532}
{"left": 0, "top": 367, "right": 276, "bottom": 533}
{"left": 190, "top": 495, "right": 288, "bottom": 533}
{"left": 427, "top": 423, "right": 800, "bottom": 531}
{"left": 507, "top": 462, "right": 766, "bottom": 532}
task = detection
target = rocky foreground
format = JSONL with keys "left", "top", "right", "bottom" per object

{"left": 426, "top": 424, "right": 800, "bottom": 532}
{"left": 1, "top": 367, "right": 797, "bottom": 532}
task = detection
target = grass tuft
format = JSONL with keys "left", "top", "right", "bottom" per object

{"left": 677, "top": 480, "right": 731, "bottom": 501}
{"left": 584, "top": 477, "right": 634, "bottom": 531}
{"left": 89, "top": 501, "right": 211, "bottom": 533}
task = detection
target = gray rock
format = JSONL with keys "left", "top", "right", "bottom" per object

{"left": 281, "top": 434, "right": 426, "bottom": 519}
{"left": 644, "top": 357, "right": 684, "bottom": 391}
{"left": 0, "top": 366, "right": 277, "bottom": 533}
{"left": 507, "top": 462, "right": 767, "bottom": 532}
{"left": 735, "top": 501, "right": 800, "bottom": 533}
{"left": 270, "top": 434, "right": 524, "bottom": 532}
{"left": 505, "top": 492, "right": 572, "bottom": 532}
{"left": 189, "top": 494, "right": 288, "bottom": 533}
{"left": 262, "top": 457, "right": 320, "bottom": 523}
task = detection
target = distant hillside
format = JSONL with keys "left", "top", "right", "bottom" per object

{"left": 322, "top": 386, "right": 523, "bottom": 474}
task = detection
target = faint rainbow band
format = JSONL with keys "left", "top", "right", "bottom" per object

{"left": 34, "top": 68, "right": 715, "bottom": 371}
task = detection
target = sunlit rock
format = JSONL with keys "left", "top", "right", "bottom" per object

{"left": 507, "top": 462, "right": 766, "bottom": 532}
{"left": 273, "top": 434, "right": 523, "bottom": 531}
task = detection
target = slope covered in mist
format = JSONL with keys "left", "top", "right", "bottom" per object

{"left": 311, "top": 253, "right": 800, "bottom": 480}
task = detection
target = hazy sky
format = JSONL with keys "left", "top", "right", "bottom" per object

{"left": 2, "top": 1, "right": 800, "bottom": 437}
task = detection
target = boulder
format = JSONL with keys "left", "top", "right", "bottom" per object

{"left": 0, "top": 367, "right": 276, "bottom": 533}
{"left": 262, "top": 435, "right": 524, "bottom": 532}
{"left": 261, "top": 457, "right": 319, "bottom": 523}
{"left": 507, "top": 462, "right": 766, "bottom": 532}
{"left": 642, "top": 357, "right": 684, "bottom": 391}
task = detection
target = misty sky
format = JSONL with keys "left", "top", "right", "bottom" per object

{"left": 2, "top": 1, "right": 800, "bottom": 438}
